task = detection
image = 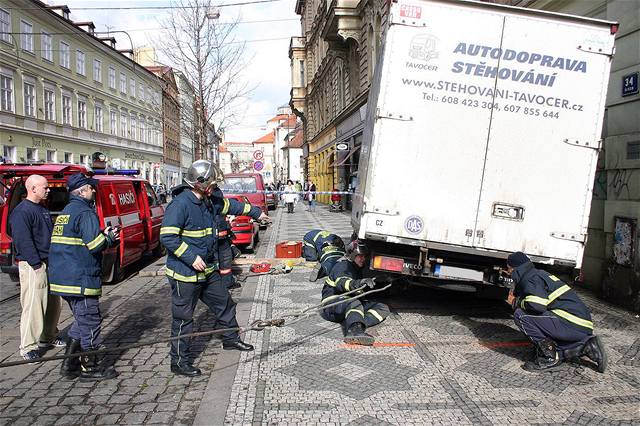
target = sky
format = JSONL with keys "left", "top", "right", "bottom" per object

{"left": 54, "top": 0, "right": 300, "bottom": 142}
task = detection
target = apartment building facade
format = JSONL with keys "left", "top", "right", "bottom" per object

{"left": 0, "top": 0, "right": 164, "bottom": 183}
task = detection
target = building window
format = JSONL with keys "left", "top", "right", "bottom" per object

{"left": 299, "top": 59, "right": 305, "bottom": 86}
{"left": 130, "top": 115, "right": 137, "bottom": 140}
{"left": 62, "top": 94, "right": 72, "bottom": 125}
{"left": 20, "top": 20, "right": 33, "bottom": 52}
{"left": 64, "top": 152, "right": 73, "bottom": 163}
{"left": 41, "top": 31, "right": 52, "bottom": 61}
{"left": 77, "top": 99, "right": 86, "bottom": 128}
{"left": 3, "top": 145, "right": 16, "bottom": 162}
{"left": 23, "top": 82, "right": 35, "bottom": 117}
{"left": 26, "top": 147, "right": 38, "bottom": 161}
{"left": 138, "top": 84, "right": 144, "bottom": 101}
{"left": 80, "top": 154, "right": 89, "bottom": 165}
{"left": 0, "top": 9, "right": 11, "bottom": 44}
{"left": 130, "top": 79, "right": 136, "bottom": 98}
{"left": 60, "top": 41, "right": 70, "bottom": 69}
{"left": 140, "top": 119, "right": 146, "bottom": 143}
{"left": 0, "top": 74, "right": 13, "bottom": 112}
{"left": 94, "top": 104, "right": 103, "bottom": 132}
{"left": 93, "top": 59, "right": 101, "bottom": 83}
{"left": 120, "top": 113, "right": 127, "bottom": 137}
{"left": 108, "top": 67, "right": 116, "bottom": 89}
{"left": 120, "top": 73, "right": 126, "bottom": 94}
{"left": 46, "top": 150, "right": 57, "bottom": 163}
{"left": 44, "top": 88, "right": 55, "bottom": 121}
{"left": 628, "top": 142, "right": 640, "bottom": 160}
{"left": 110, "top": 109, "right": 117, "bottom": 135}
{"left": 75, "top": 50, "right": 85, "bottom": 75}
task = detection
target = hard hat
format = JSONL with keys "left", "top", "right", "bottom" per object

{"left": 184, "top": 160, "right": 225, "bottom": 190}
{"left": 346, "top": 239, "right": 369, "bottom": 261}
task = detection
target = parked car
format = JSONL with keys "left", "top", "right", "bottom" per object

{"left": 222, "top": 173, "right": 269, "bottom": 227}
{"left": 265, "top": 184, "right": 277, "bottom": 210}
{"left": 0, "top": 164, "right": 165, "bottom": 283}
{"left": 225, "top": 195, "right": 260, "bottom": 252}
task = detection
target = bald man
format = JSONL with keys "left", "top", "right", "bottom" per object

{"left": 9, "top": 174, "right": 64, "bottom": 361}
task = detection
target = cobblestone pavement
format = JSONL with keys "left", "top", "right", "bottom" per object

{"left": 221, "top": 206, "right": 640, "bottom": 425}
{"left": 1, "top": 205, "right": 640, "bottom": 425}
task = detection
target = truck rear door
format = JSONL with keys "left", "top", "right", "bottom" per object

{"left": 113, "top": 182, "right": 145, "bottom": 265}
{"left": 472, "top": 14, "right": 614, "bottom": 264}
{"left": 140, "top": 181, "right": 164, "bottom": 251}
{"left": 362, "top": 2, "right": 505, "bottom": 247}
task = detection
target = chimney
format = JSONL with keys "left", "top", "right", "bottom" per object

{"left": 46, "top": 5, "right": 71, "bottom": 20}
{"left": 74, "top": 21, "right": 96, "bottom": 35}
{"left": 99, "top": 37, "right": 117, "bottom": 49}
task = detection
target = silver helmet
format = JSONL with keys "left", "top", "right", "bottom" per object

{"left": 184, "top": 160, "right": 225, "bottom": 190}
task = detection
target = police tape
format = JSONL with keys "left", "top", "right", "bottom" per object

{"left": 225, "top": 189, "right": 356, "bottom": 195}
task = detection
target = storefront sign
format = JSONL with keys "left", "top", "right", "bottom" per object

{"left": 336, "top": 143, "right": 349, "bottom": 151}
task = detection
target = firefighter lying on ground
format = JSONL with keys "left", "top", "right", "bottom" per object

{"left": 302, "top": 229, "right": 343, "bottom": 261}
{"left": 505, "top": 252, "right": 606, "bottom": 372}
{"left": 320, "top": 240, "right": 390, "bottom": 346}
{"left": 309, "top": 239, "right": 345, "bottom": 282}
{"left": 209, "top": 183, "right": 268, "bottom": 290}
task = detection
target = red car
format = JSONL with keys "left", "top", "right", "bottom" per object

{"left": 225, "top": 195, "right": 260, "bottom": 252}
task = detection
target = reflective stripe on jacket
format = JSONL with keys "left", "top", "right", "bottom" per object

{"left": 322, "top": 258, "right": 364, "bottom": 304}
{"left": 512, "top": 261, "right": 594, "bottom": 333}
{"left": 48, "top": 195, "right": 109, "bottom": 297}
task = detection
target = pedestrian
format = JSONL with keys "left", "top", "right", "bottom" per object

{"left": 320, "top": 240, "right": 390, "bottom": 345}
{"left": 9, "top": 174, "right": 64, "bottom": 361}
{"left": 506, "top": 251, "right": 606, "bottom": 372}
{"left": 161, "top": 160, "right": 257, "bottom": 377}
{"left": 282, "top": 180, "right": 297, "bottom": 214}
{"left": 49, "top": 173, "right": 121, "bottom": 380}
{"left": 210, "top": 180, "right": 269, "bottom": 290}
{"left": 308, "top": 181, "right": 317, "bottom": 212}
{"left": 294, "top": 180, "right": 302, "bottom": 205}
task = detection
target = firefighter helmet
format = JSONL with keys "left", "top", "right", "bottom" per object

{"left": 346, "top": 239, "right": 369, "bottom": 261}
{"left": 184, "top": 160, "right": 225, "bottom": 190}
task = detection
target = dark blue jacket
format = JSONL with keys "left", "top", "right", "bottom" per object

{"left": 303, "top": 230, "right": 338, "bottom": 261}
{"left": 49, "top": 196, "right": 110, "bottom": 297}
{"left": 319, "top": 245, "right": 344, "bottom": 277}
{"left": 321, "top": 258, "right": 365, "bottom": 303}
{"left": 513, "top": 261, "right": 593, "bottom": 334}
{"left": 210, "top": 187, "right": 261, "bottom": 241}
{"left": 9, "top": 199, "right": 53, "bottom": 268}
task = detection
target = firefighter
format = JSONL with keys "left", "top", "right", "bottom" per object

{"left": 309, "top": 239, "right": 345, "bottom": 282}
{"left": 320, "top": 240, "right": 390, "bottom": 345}
{"left": 302, "top": 230, "right": 343, "bottom": 261}
{"left": 49, "top": 173, "right": 120, "bottom": 381}
{"left": 210, "top": 184, "right": 268, "bottom": 290}
{"left": 161, "top": 160, "right": 265, "bottom": 377}
{"left": 506, "top": 252, "right": 607, "bottom": 372}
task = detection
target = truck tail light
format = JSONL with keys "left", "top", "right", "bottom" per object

{"left": 372, "top": 255, "right": 404, "bottom": 272}
{"left": 0, "top": 239, "right": 12, "bottom": 254}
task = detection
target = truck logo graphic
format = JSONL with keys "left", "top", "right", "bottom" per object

{"left": 409, "top": 34, "right": 439, "bottom": 62}
{"left": 405, "top": 215, "right": 424, "bottom": 234}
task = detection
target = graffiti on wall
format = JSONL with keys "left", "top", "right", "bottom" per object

{"left": 613, "top": 216, "right": 637, "bottom": 267}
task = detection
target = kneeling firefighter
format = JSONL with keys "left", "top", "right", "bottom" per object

{"left": 49, "top": 174, "right": 121, "bottom": 381}
{"left": 309, "top": 237, "right": 345, "bottom": 282}
{"left": 320, "top": 240, "right": 390, "bottom": 345}
{"left": 302, "top": 230, "right": 342, "bottom": 261}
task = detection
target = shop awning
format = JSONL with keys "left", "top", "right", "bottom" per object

{"left": 333, "top": 145, "right": 361, "bottom": 167}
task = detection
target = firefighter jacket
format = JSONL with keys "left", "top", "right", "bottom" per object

{"left": 512, "top": 261, "right": 593, "bottom": 334}
{"left": 210, "top": 187, "right": 262, "bottom": 240}
{"left": 49, "top": 195, "right": 112, "bottom": 297}
{"left": 303, "top": 230, "right": 339, "bottom": 260}
{"left": 321, "top": 258, "right": 366, "bottom": 304}
{"left": 319, "top": 245, "right": 345, "bottom": 277}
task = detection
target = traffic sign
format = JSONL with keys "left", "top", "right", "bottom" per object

{"left": 253, "top": 160, "right": 264, "bottom": 171}
{"left": 253, "top": 150, "right": 264, "bottom": 160}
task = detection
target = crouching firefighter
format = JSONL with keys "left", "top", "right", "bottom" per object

{"left": 309, "top": 238, "right": 345, "bottom": 282}
{"left": 161, "top": 160, "right": 256, "bottom": 377}
{"left": 320, "top": 240, "right": 390, "bottom": 345}
{"left": 210, "top": 184, "right": 269, "bottom": 289}
{"left": 506, "top": 252, "right": 606, "bottom": 372}
{"left": 302, "top": 230, "right": 342, "bottom": 261}
{"left": 49, "top": 174, "right": 120, "bottom": 381}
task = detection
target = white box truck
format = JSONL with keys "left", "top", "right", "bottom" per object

{"left": 352, "top": 0, "right": 618, "bottom": 290}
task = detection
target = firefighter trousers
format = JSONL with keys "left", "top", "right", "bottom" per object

{"left": 218, "top": 238, "right": 235, "bottom": 288}
{"left": 320, "top": 297, "right": 390, "bottom": 330}
{"left": 168, "top": 273, "right": 240, "bottom": 366}
{"left": 63, "top": 296, "right": 103, "bottom": 350}
{"left": 513, "top": 308, "right": 592, "bottom": 353}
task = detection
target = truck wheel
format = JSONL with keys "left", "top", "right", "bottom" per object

{"left": 153, "top": 243, "right": 167, "bottom": 257}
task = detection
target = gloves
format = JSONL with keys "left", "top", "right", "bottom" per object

{"left": 103, "top": 226, "right": 121, "bottom": 247}
{"left": 354, "top": 277, "right": 376, "bottom": 290}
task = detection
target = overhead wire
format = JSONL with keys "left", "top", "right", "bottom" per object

{"left": 1, "top": 0, "right": 289, "bottom": 11}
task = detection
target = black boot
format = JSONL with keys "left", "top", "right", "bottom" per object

{"left": 523, "top": 339, "right": 562, "bottom": 371}
{"left": 171, "top": 362, "right": 202, "bottom": 377}
{"left": 60, "top": 338, "right": 81, "bottom": 379}
{"left": 343, "top": 323, "right": 375, "bottom": 346}
{"left": 583, "top": 335, "right": 607, "bottom": 373}
{"left": 79, "top": 353, "right": 118, "bottom": 382}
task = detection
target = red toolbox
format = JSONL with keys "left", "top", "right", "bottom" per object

{"left": 275, "top": 241, "right": 302, "bottom": 258}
